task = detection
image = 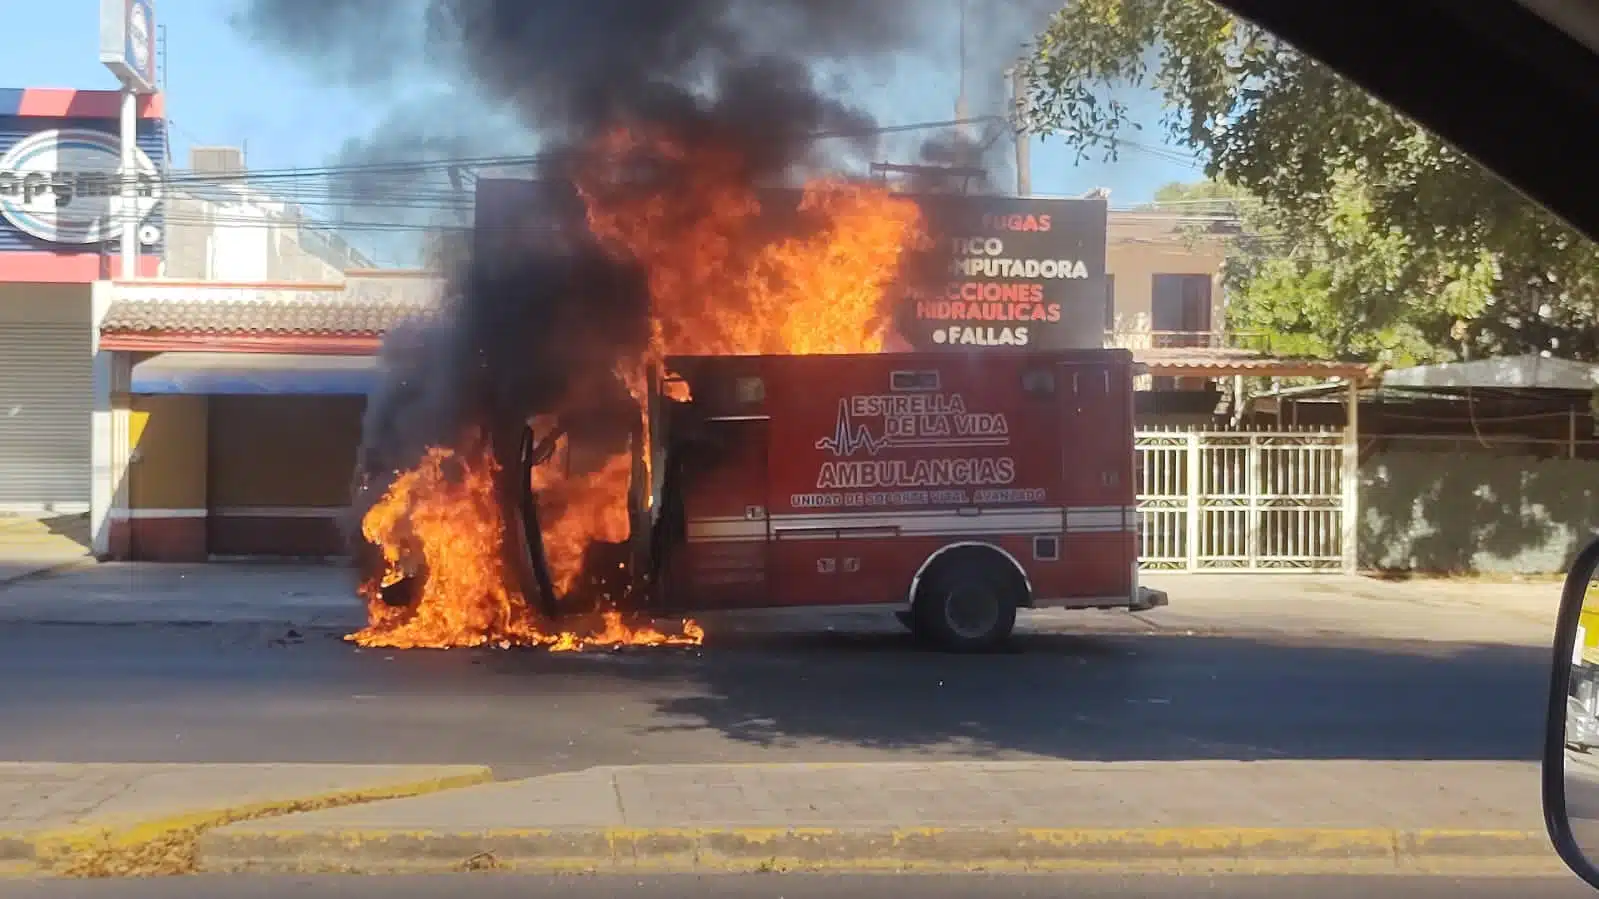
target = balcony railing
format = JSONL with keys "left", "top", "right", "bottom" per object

{"left": 1105, "top": 329, "right": 1270, "bottom": 353}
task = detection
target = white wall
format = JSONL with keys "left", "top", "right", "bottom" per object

{"left": 165, "top": 193, "right": 351, "bottom": 284}
{"left": 204, "top": 202, "right": 272, "bottom": 282}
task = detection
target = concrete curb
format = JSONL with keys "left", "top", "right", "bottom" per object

{"left": 6, "top": 766, "right": 494, "bottom": 878}
{"left": 0, "top": 558, "right": 93, "bottom": 590}
{"left": 196, "top": 825, "right": 1565, "bottom": 876}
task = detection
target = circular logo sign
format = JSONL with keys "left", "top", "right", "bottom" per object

{"left": 0, "top": 129, "right": 162, "bottom": 244}
{"left": 127, "top": 2, "right": 152, "bottom": 80}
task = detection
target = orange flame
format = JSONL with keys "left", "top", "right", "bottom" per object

{"left": 348, "top": 438, "right": 701, "bottom": 651}
{"left": 530, "top": 443, "right": 634, "bottom": 597}
{"left": 351, "top": 125, "right": 925, "bottom": 651}
{"left": 578, "top": 127, "right": 928, "bottom": 357}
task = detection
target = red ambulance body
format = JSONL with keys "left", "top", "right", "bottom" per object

{"left": 628, "top": 348, "right": 1165, "bottom": 651}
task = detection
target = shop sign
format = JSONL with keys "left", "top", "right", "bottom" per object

{"left": 0, "top": 128, "right": 162, "bottom": 245}
{"left": 900, "top": 195, "right": 1110, "bottom": 351}
{"left": 100, "top": 0, "right": 158, "bottom": 92}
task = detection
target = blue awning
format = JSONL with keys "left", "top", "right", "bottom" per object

{"left": 130, "top": 352, "right": 379, "bottom": 396}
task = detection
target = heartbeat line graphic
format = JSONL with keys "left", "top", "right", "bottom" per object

{"left": 815, "top": 399, "right": 892, "bottom": 457}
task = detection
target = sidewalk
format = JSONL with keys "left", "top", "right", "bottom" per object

{"left": 0, "top": 562, "right": 364, "bottom": 627}
{"left": 196, "top": 760, "right": 1561, "bottom": 876}
{"left": 0, "top": 762, "right": 491, "bottom": 877}
{"left": 1131, "top": 573, "right": 1557, "bottom": 646}
{"left": 0, "top": 515, "right": 91, "bottom": 587}
{"left": 0, "top": 563, "right": 1561, "bottom": 648}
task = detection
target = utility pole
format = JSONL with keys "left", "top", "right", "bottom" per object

{"left": 955, "top": 0, "right": 971, "bottom": 169}
{"left": 1011, "top": 63, "right": 1032, "bottom": 197}
{"left": 100, "top": 1, "right": 157, "bottom": 281}
{"left": 955, "top": 0, "right": 969, "bottom": 124}
{"left": 119, "top": 89, "right": 138, "bottom": 280}
{"left": 157, "top": 24, "right": 170, "bottom": 169}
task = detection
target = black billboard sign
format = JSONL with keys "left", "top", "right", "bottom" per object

{"left": 895, "top": 194, "right": 1109, "bottom": 352}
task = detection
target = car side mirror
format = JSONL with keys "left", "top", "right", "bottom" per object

{"left": 1545, "top": 533, "right": 1599, "bottom": 889}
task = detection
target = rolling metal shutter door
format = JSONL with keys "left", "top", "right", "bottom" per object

{"left": 0, "top": 324, "right": 90, "bottom": 510}
{"left": 207, "top": 395, "right": 363, "bottom": 556}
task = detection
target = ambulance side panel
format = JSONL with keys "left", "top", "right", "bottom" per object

{"left": 664, "top": 350, "right": 1139, "bottom": 613}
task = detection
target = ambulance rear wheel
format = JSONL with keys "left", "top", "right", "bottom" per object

{"left": 913, "top": 557, "right": 1019, "bottom": 653}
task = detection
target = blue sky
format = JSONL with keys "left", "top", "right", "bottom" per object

{"left": 2, "top": 2, "right": 1204, "bottom": 262}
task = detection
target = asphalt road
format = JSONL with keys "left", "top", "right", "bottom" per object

{"left": 0, "top": 615, "right": 1546, "bottom": 775}
{"left": 2, "top": 874, "right": 1594, "bottom": 899}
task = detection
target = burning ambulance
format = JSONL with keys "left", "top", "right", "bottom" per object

{"left": 502, "top": 348, "right": 1167, "bottom": 652}
{"left": 346, "top": 158, "right": 1164, "bottom": 653}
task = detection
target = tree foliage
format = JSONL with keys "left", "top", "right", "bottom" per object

{"left": 1021, "top": 0, "right": 1599, "bottom": 364}
{"left": 1223, "top": 177, "right": 1497, "bottom": 366}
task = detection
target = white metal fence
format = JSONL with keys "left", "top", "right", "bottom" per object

{"left": 1135, "top": 428, "right": 1351, "bottom": 572}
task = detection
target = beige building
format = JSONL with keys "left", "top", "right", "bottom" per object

{"left": 1104, "top": 209, "right": 1229, "bottom": 351}
{"left": 1101, "top": 209, "right": 1238, "bottom": 396}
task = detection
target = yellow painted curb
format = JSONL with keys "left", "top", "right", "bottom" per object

{"left": 197, "top": 824, "right": 1565, "bottom": 877}
{"left": 16, "top": 766, "right": 494, "bottom": 878}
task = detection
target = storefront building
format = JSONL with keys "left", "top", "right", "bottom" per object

{"left": 92, "top": 272, "right": 440, "bottom": 560}
{"left": 0, "top": 88, "right": 164, "bottom": 514}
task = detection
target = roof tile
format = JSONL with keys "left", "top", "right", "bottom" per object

{"left": 1135, "top": 347, "right": 1369, "bottom": 378}
{"left": 99, "top": 299, "right": 436, "bottom": 337}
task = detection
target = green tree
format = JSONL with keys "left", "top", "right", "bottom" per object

{"left": 1224, "top": 176, "right": 1496, "bottom": 367}
{"left": 1152, "top": 176, "right": 1495, "bottom": 366}
{"left": 1021, "top": 0, "right": 1599, "bottom": 363}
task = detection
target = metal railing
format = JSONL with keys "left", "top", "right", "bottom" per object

{"left": 1106, "top": 330, "right": 1270, "bottom": 352}
{"left": 1136, "top": 428, "right": 1348, "bottom": 571}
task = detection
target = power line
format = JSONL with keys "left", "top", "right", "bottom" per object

{"left": 132, "top": 114, "right": 1201, "bottom": 191}
{"left": 41, "top": 113, "right": 1211, "bottom": 256}
{"left": 143, "top": 116, "right": 1006, "bottom": 189}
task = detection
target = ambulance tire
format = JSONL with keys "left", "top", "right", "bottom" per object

{"left": 913, "top": 557, "right": 1020, "bottom": 653}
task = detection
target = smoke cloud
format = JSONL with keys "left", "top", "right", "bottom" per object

{"left": 237, "top": 1, "right": 1060, "bottom": 194}
{"left": 235, "top": 0, "right": 1060, "bottom": 571}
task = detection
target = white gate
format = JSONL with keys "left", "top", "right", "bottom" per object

{"left": 1136, "top": 428, "right": 1350, "bottom": 572}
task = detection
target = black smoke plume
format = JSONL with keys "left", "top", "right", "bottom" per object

{"left": 235, "top": 1, "right": 914, "bottom": 583}
{"left": 235, "top": 1, "right": 1057, "bottom": 602}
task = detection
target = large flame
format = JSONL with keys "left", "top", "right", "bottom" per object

{"left": 348, "top": 437, "right": 701, "bottom": 651}
{"left": 578, "top": 127, "right": 927, "bottom": 357}
{"left": 530, "top": 439, "right": 634, "bottom": 597}
{"left": 350, "top": 125, "right": 926, "bottom": 651}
